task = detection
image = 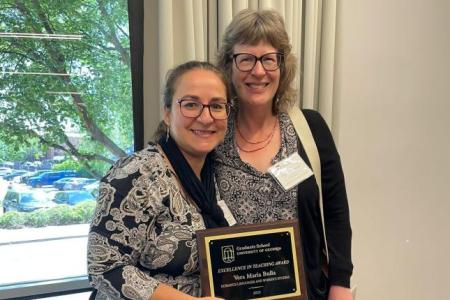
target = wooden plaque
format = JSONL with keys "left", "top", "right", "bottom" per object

{"left": 196, "top": 219, "right": 308, "bottom": 300}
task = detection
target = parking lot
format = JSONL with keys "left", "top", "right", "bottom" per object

{"left": 0, "top": 170, "right": 99, "bottom": 214}
{"left": 0, "top": 177, "right": 92, "bottom": 296}
{"left": 0, "top": 180, "right": 6, "bottom": 214}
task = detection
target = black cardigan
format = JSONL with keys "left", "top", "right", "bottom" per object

{"left": 296, "top": 109, "right": 353, "bottom": 299}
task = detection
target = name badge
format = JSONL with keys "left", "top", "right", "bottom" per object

{"left": 268, "top": 153, "right": 313, "bottom": 191}
{"left": 218, "top": 200, "right": 237, "bottom": 226}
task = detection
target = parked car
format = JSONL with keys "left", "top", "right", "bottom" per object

{"left": 2, "top": 170, "right": 28, "bottom": 181}
{"left": 0, "top": 167, "right": 12, "bottom": 177}
{"left": 52, "top": 190, "right": 95, "bottom": 205}
{"left": 1, "top": 161, "right": 14, "bottom": 167}
{"left": 53, "top": 177, "right": 97, "bottom": 190}
{"left": 83, "top": 181, "right": 100, "bottom": 197}
{"left": 22, "top": 161, "right": 42, "bottom": 170}
{"left": 53, "top": 178, "right": 74, "bottom": 190}
{"left": 20, "top": 170, "right": 52, "bottom": 184}
{"left": 28, "top": 170, "right": 79, "bottom": 188}
{"left": 2, "top": 189, "right": 56, "bottom": 212}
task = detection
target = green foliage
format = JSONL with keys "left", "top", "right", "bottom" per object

{"left": 52, "top": 158, "right": 106, "bottom": 178}
{"left": 46, "top": 205, "right": 84, "bottom": 225}
{"left": 0, "top": 211, "right": 26, "bottom": 229}
{"left": 86, "top": 160, "right": 112, "bottom": 179}
{"left": 52, "top": 158, "right": 85, "bottom": 176}
{"left": 0, "top": 201, "right": 96, "bottom": 229}
{"left": 24, "top": 210, "right": 50, "bottom": 228}
{"left": 0, "top": 137, "right": 46, "bottom": 162}
{"left": 73, "top": 201, "right": 97, "bottom": 222}
{"left": 52, "top": 159, "right": 81, "bottom": 171}
{"left": 0, "top": 0, "right": 133, "bottom": 176}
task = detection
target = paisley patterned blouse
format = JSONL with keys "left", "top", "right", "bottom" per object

{"left": 87, "top": 143, "right": 206, "bottom": 300}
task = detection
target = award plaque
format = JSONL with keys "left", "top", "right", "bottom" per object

{"left": 196, "top": 219, "right": 308, "bottom": 300}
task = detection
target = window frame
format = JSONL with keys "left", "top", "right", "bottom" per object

{"left": 0, "top": 276, "right": 91, "bottom": 300}
{"left": 0, "top": 0, "right": 143, "bottom": 298}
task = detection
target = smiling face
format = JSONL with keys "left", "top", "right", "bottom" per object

{"left": 231, "top": 41, "right": 281, "bottom": 109}
{"left": 164, "top": 69, "right": 228, "bottom": 161}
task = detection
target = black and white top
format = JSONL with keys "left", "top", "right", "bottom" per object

{"left": 215, "top": 112, "right": 299, "bottom": 223}
{"left": 87, "top": 143, "right": 206, "bottom": 300}
{"left": 216, "top": 110, "right": 353, "bottom": 300}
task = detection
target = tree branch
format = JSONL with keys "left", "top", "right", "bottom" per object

{"left": 14, "top": 1, "right": 127, "bottom": 159}
{"left": 27, "top": 130, "right": 112, "bottom": 179}
{"left": 117, "top": 22, "right": 129, "bottom": 40}
{"left": 96, "top": 0, "right": 130, "bottom": 68}
{"left": 0, "top": 50, "right": 32, "bottom": 62}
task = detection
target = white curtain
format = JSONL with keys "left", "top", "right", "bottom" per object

{"left": 303, "top": 0, "right": 338, "bottom": 128}
{"left": 143, "top": 0, "right": 337, "bottom": 143}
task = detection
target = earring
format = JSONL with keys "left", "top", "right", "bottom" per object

{"left": 165, "top": 125, "right": 170, "bottom": 142}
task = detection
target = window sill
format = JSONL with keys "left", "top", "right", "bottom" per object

{"left": 0, "top": 276, "right": 91, "bottom": 300}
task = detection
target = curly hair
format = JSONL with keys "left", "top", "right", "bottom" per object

{"left": 153, "top": 61, "right": 229, "bottom": 141}
{"left": 216, "top": 9, "right": 297, "bottom": 114}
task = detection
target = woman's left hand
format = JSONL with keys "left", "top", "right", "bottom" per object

{"left": 328, "top": 285, "right": 353, "bottom": 300}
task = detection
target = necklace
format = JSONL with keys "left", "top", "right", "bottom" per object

{"left": 235, "top": 117, "right": 278, "bottom": 153}
{"left": 236, "top": 117, "right": 278, "bottom": 144}
{"left": 236, "top": 138, "right": 273, "bottom": 153}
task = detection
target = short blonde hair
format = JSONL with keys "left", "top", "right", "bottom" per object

{"left": 216, "top": 9, "right": 297, "bottom": 113}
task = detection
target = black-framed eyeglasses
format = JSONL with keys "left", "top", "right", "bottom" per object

{"left": 176, "top": 97, "right": 230, "bottom": 120}
{"left": 231, "top": 52, "right": 283, "bottom": 72}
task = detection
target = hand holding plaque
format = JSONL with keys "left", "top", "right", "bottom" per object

{"left": 196, "top": 220, "right": 308, "bottom": 300}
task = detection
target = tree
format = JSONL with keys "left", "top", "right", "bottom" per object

{"left": 0, "top": 137, "right": 43, "bottom": 162}
{"left": 0, "top": 0, "right": 133, "bottom": 177}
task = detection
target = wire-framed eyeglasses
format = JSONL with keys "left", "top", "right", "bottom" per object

{"left": 232, "top": 52, "right": 283, "bottom": 72}
{"left": 176, "top": 97, "right": 230, "bottom": 120}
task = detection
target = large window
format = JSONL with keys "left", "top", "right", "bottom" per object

{"left": 0, "top": 1, "right": 133, "bottom": 298}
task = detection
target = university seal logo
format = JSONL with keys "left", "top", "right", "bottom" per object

{"left": 221, "top": 245, "right": 235, "bottom": 263}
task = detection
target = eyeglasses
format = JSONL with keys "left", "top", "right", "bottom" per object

{"left": 231, "top": 52, "right": 283, "bottom": 72}
{"left": 176, "top": 97, "right": 230, "bottom": 120}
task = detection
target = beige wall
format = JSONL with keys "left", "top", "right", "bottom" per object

{"left": 143, "top": 1, "right": 450, "bottom": 297}
{"left": 333, "top": 0, "right": 450, "bottom": 299}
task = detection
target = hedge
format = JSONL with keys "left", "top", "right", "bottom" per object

{"left": 0, "top": 201, "right": 96, "bottom": 229}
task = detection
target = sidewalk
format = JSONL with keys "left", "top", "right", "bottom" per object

{"left": 0, "top": 223, "right": 90, "bottom": 245}
{"left": 0, "top": 224, "right": 90, "bottom": 286}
